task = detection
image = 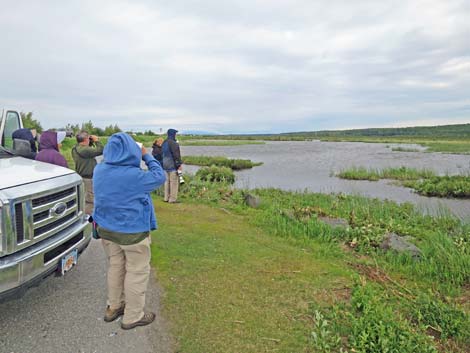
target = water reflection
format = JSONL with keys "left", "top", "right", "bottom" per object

{"left": 181, "top": 141, "right": 470, "bottom": 220}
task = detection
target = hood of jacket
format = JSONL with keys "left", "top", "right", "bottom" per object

{"left": 167, "top": 129, "right": 178, "bottom": 141}
{"left": 39, "top": 131, "right": 58, "bottom": 151}
{"left": 103, "top": 132, "right": 141, "bottom": 166}
{"left": 12, "top": 128, "right": 34, "bottom": 142}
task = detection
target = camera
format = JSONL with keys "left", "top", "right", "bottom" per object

{"left": 177, "top": 170, "right": 185, "bottom": 184}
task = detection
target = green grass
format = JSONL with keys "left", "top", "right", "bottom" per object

{"left": 337, "top": 166, "right": 436, "bottom": 182}
{"left": 318, "top": 137, "right": 470, "bottom": 154}
{"left": 404, "top": 175, "right": 470, "bottom": 198}
{"left": 152, "top": 201, "right": 353, "bottom": 353}
{"left": 337, "top": 166, "right": 470, "bottom": 198}
{"left": 195, "top": 165, "right": 235, "bottom": 183}
{"left": 150, "top": 178, "right": 470, "bottom": 352}
{"left": 337, "top": 167, "right": 381, "bottom": 181}
{"left": 184, "top": 155, "right": 263, "bottom": 170}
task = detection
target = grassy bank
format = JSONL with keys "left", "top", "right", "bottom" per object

{"left": 184, "top": 155, "right": 263, "bottom": 170}
{"left": 337, "top": 166, "right": 436, "bottom": 182}
{"left": 151, "top": 178, "right": 470, "bottom": 352}
{"left": 337, "top": 166, "right": 470, "bottom": 198}
{"left": 313, "top": 136, "right": 470, "bottom": 154}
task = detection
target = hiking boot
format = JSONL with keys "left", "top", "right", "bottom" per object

{"left": 104, "top": 303, "right": 125, "bottom": 322}
{"left": 121, "top": 312, "right": 156, "bottom": 330}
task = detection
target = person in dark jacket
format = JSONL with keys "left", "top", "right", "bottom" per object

{"left": 161, "top": 129, "right": 182, "bottom": 203}
{"left": 72, "top": 131, "right": 104, "bottom": 215}
{"left": 151, "top": 137, "right": 164, "bottom": 166}
{"left": 35, "top": 130, "right": 68, "bottom": 168}
{"left": 12, "top": 128, "right": 38, "bottom": 159}
{"left": 93, "top": 132, "right": 166, "bottom": 330}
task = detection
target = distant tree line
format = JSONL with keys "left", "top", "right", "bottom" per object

{"left": 20, "top": 113, "right": 122, "bottom": 136}
{"left": 195, "top": 123, "right": 470, "bottom": 140}
{"left": 281, "top": 123, "right": 470, "bottom": 139}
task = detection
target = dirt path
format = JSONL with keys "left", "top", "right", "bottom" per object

{"left": 0, "top": 239, "right": 173, "bottom": 353}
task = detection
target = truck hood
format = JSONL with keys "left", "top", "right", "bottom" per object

{"left": 0, "top": 157, "right": 75, "bottom": 190}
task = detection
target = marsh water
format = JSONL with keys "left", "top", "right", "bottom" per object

{"left": 181, "top": 141, "right": 470, "bottom": 220}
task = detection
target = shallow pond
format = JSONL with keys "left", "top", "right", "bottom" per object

{"left": 181, "top": 141, "right": 470, "bottom": 220}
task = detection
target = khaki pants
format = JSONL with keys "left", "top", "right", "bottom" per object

{"left": 164, "top": 171, "right": 179, "bottom": 202}
{"left": 83, "top": 178, "right": 94, "bottom": 215}
{"left": 102, "top": 237, "right": 151, "bottom": 324}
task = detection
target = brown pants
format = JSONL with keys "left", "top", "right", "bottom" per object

{"left": 83, "top": 178, "right": 94, "bottom": 215}
{"left": 102, "top": 237, "right": 151, "bottom": 324}
{"left": 164, "top": 171, "right": 179, "bottom": 202}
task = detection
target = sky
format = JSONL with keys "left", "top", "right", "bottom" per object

{"left": 1, "top": 0, "right": 469, "bottom": 134}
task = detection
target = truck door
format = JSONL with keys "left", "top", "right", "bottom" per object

{"left": 1, "top": 111, "right": 22, "bottom": 148}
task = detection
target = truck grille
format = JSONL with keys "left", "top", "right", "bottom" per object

{"left": 32, "top": 187, "right": 75, "bottom": 207}
{"left": 31, "top": 187, "right": 78, "bottom": 239}
{"left": 15, "top": 203, "right": 25, "bottom": 243}
{"left": 14, "top": 186, "right": 80, "bottom": 247}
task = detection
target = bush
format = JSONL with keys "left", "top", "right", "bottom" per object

{"left": 195, "top": 166, "right": 235, "bottom": 183}
{"left": 183, "top": 155, "right": 262, "bottom": 170}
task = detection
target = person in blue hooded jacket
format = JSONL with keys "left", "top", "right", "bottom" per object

{"left": 93, "top": 132, "right": 166, "bottom": 330}
{"left": 161, "top": 128, "right": 182, "bottom": 203}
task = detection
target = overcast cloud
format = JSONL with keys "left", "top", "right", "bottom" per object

{"left": 1, "top": 0, "right": 469, "bottom": 133}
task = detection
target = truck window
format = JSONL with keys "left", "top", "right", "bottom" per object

{"left": 2, "top": 111, "right": 21, "bottom": 148}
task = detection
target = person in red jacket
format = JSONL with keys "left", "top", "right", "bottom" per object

{"left": 35, "top": 130, "right": 68, "bottom": 168}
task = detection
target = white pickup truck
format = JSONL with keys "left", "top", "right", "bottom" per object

{"left": 0, "top": 109, "right": 91, "bottom": 301}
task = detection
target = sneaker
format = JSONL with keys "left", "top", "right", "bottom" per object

{"left": 121, "top": 312, "right": 156, "bottom": 330}
{"left": 104, "top": 304, "right": 125, "bottom": 322}
{"left": 168, "top": 200, "right": 181, "bottom": 204}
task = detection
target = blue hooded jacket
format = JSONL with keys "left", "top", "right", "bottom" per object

{"left": 92, "top": 133, "right": 166, "bottom": 233}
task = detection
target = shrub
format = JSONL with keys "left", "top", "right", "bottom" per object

{"left": 195, "top": 165, "right": 235, "bottom": 183}
{"left": 183, "top": 155, "right": 262, "bottom": 170}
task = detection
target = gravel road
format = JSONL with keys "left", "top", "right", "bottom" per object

{"left": 0, "top": 239, "right": 173, "bottom": 353}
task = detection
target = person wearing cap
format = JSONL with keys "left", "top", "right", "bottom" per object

{"left": 35, "top": 130, "right": 68, "bottom": 168}
{"left": 161, "top": 128, "right": 182, "bottom": 203}
{"left": 93, "top": 132, "right": 166, "bottom": 330}
{"left": 72, "top": 131, "right": 104, "bottom": 215}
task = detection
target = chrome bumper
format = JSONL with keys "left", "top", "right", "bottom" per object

{"left": 0, "top": 219, "right": 91, "bottom": 301}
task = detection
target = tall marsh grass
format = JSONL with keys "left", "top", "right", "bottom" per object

{"left": 183, "top": 155, "right": 262, "bottom": 170}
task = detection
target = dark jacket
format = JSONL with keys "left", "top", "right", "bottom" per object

{"left": 35, "top": 131, "right": 68, "bottom": 168}
{"left": 93, "top": 133, "right": 166, "bottom": 233}
{"left": 151, "top": 144, "right": 163, "bottom": 166}
{"left": 72, "top": 142, "right": 104, "bottom": 178}
{"left": 162, "top": 129, "right": 182, "bottom": 171}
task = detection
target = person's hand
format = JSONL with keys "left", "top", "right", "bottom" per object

{"left": 90, "top": 135, "right": 99, "bottom": 142}
{"left": 178, "top": 165, "right": 183, "bottom": 171}
{"left": 141, "top": 145, "right": 147, "bottom": 156}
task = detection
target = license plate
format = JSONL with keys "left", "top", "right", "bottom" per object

{"left": 60, "top": 249, "right": 78, "bottom": 275}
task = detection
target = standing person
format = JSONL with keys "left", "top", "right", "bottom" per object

{"left": 162, "top": 128, "right": 182, "bottom": 203}
{"left": 151, "top": 137, "right": 164, "bottom": 166}
{"left": 93, "top": 132, "right": 166, "bottom": 330}
{"left": 35, "top": 130, "right": 68, "bottom": 168}
{"left": 72, "top": 131, "right": 104, "bottom": 215}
